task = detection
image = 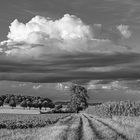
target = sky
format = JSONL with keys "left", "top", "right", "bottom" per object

{"left": 0, "top": 0, "right": 140, "bottom": 102}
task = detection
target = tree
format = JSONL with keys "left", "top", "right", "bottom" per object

{"left": 9, "top": 100, "right": 16, "bottom": 109}
{"left": 42, "top": 100, "right": 49, "bottom": 110}
{"left": 55, "top": 104, "right": 62, "bottom": 110}
{"left": 69, "top": 84, "right": 89, "bottom": 113}
{"left": 0, "top": 100, "right": 3, "bottom": 107}
{"left": 4, "top": 97, "right": 10, "bottom": 104}
{"left": 38, "top": 100, "right": 42, "bottom": 110}
{"left": 20, "top": 100, "right": 27, "bottom": 109}
{"left": 32, "top": 100, "right": 39, "bottom": 109}
{"left": 0, "top": 95, "right": 6, "bottom": 102}
{"left": 48, "top": 102, "right": 55, "bottom": 108}
{"left": 27, "top": 101, "right": 32, "bottom": 109}
{"left": 15, "top": 96, "right": 22, "bottom": 104}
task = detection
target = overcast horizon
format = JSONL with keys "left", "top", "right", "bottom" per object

{"left": 0, "top": 0, "right": 140, "bottom": 102}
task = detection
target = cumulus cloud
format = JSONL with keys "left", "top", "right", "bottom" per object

{"left": 7, "top": 14, "right": 93, "bottom": 42}
{"left": 1, "top": 14, "right": 95, "bottom": 57}
{"left": 0, "top": 14, "right": 131, "bottom": 58}
{"left": 0, "top": 14, "right": 136, "bottom": 84}
{"left": 117, "top": 25, "right": 132, "bottom": 39}
{"left": 91, "top": 24, "right": 132, "bottom": 43}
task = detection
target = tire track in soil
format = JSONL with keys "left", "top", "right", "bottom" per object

{"left": 57, "top": 115, "right": 85, "bottom": 140}
{"left": 37, "top": 115, "right": 75, "bottom": 140}
{"left": 66, "top": 116, "right": 84, "bottom": 140}
{"left": 88, "top": 115, "right": 130, "bottom": 140}
{"left": 82, "top": 114, "right": 106, "bottom": 140}
{"left": 75, "top": 117, "right": 83, "bottom": 140}
{"left": 38, "top": 114, "right": 131, "bottom": 140}
{"left": 84, "top": 114, "right": 122, "bottom": 140}
{"left": 57, "top": 115, "right": 78, "bottom": 140}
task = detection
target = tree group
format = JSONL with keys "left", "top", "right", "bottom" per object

{"left": 0, "top": 94, "right": 55, "bottom": 110}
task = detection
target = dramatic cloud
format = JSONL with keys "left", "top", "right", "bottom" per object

{"left": 1, "top": 14, "right": 96, "bottom": 57}
{"left": 0, "top": 13, "right": 138, "bottom": 84}
{"left": 0, "top": 14, "right": 132, "bottom": 58}
{"left": 7, "top": 14, "right": 93, "bottom": 42}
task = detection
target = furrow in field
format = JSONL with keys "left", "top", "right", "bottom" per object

{"left": 88, "top": 115, "right": 130, "bottom": 140}
{"left": 81, "top": 114, "right": 105, "bottom": 140}
{"left": 36, "top": 115, "right": 75, "bottom": 140}
{"left": 84, "top": 114, "right": 127, "bottom": 140}
{"left": 96, "top": 119, "right": 129, "bottom": 140}
{"left": 52, "top": 114, "right": 84, "bottom": 140}
{"left": 54, "top": 116, "right": 77, "bottom": 140}
{"left": 66, "top": 115, "right": 83, "bottom": 140}
{"left": 83, "top": 114, "right": 111, "bottom": 140}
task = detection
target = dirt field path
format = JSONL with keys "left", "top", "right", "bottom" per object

{"left": 36, "top": 113, "right": 139, "bottom": 140}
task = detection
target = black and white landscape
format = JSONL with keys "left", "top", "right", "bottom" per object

{"left": 0, "top": 0, "right": 140, "bottom": 139}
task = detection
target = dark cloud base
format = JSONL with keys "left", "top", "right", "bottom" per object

{"left": 0, "top": 52, "right": 139, "bottom": 83}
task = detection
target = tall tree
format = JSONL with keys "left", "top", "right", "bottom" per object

{"left": 32, "top": 100, "right": 39, "bottom": 109}
{"left": 38, "top": 100, "right": 42, "bottom": 110}
{"left": 27, "top": 101, "right": 32, "bottom": 110}
{"left": 4, "top": 97, "right": 10, "bottom": 104}
{"left": 20, "top": 100, "right": 27, "bottom": 109}
{"left": 9, "top": 100, "right": 16, "bottom": 109}
{"left": 0, "top": 100, "right": 3, "bottom": 107}
{"left": 69, "top": 84, "right": 89, "bottom": 113}
{"left": 42, "top": 100, "right": 49, "bottom": 110}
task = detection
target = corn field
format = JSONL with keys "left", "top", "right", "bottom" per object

{"left": 86, "top": 101, "right": 140, "bottom": 117}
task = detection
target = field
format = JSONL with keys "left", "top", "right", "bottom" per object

{"left": 0, "top": 113, "right": 140, "bottom": 140}
{"left": 0, "top": 113, "right": 72, "bottom": 139}
{"left": 35, "top": 113, "right": 140, "bottom": 140}
{"left": 1, "top": 101, "right": 140, "bottom": 140}
{"left": 0, "top": 113, "right": 71, "bottom": 129}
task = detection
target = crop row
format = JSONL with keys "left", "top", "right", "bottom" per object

{"left": 0, "top": 113, "right": 71, "bottom": 129}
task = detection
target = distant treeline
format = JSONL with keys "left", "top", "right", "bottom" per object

{"left": 0, "top": 94, "right": 55, "bottom": 110}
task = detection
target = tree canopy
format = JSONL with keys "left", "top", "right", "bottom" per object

{"left": 68, "top": 84, "right": 89, "bottom": 113}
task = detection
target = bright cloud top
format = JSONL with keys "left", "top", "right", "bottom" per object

{"left": 0, "top": 14, "right": 132, "bottom": 57}
{"left": 7, "top": 14, "right": 93, "bottom": 43}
